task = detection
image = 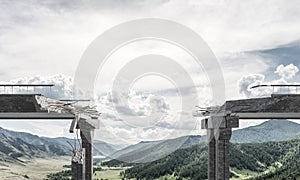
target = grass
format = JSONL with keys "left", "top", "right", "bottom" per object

{"left": 230, "top": 167, "right": 261, "bottom": 180}
{"left": 0, "top": 156, "right": 70, "bottom": 180}
{"left": 93, "top": 166, "right": 128, "bottom": 180}
{"left": 230, "top": 161, "right": 284, "bottom": 180}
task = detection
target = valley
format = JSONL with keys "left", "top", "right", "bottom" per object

{"left": 0, "top": 156, "right": 69, "bottom": 180}
{"left": 2, "top": 119, "right": 300, "bottom": 179}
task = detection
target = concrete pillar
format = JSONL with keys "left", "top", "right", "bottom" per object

{"left": 71, "top": 148, "right": 85, "bottom": 180}
{"left": 80, "top": 129, "right": 94, "bottom": 180}
{"left": 202, "top": 114, "right": 238, "bottom": 180}
{"left": 72, "top": 161, "right": 84, "bottom": 180}
{"left": 74, "top": 115, "right": 98, "bottom": 180}
{"left": 207, "top": 129, "right": 216, "bottom": 180}
{"left": 215, "top": 128, "right": 232, "bottom": 180}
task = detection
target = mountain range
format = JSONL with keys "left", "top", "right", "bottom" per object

{"left": 232, "top": 119, "right": 300, "bottom": 143}
{"left": 106, "top": 135, "right": 204, "bottom": 164}
{"left": 124, "top": 137, "right": 300, "bottom": 179}
{"left": 104, "top": 120, "right": 300, "bottom": 165}
{"left": 0, "top": 127, "right": 121, "bottom": 163}
{"left": 2, "top": 119, "right": 300, "bottom": 179}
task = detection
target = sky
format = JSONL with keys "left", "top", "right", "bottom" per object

{"left": 0, "top": 0, "right": 300, "bottom": 145}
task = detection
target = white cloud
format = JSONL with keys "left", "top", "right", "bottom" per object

{"left": 238, "top": 74, "right": 265, "bottom": 97}
{"left": 0, "top": 74, "right": 73, "bottom": 99}
{"left": 94, "top": 90, "right": 196, "bottom": 143}
{"left": 221, "top": 52, "right": 270, "bottom": 99}
{"left": 1, "top": 0, "right": 300, "bottom": 81}
{"left": 238, "top": 64, "right": 300, "bottom": 98}
{"left": 1, "top": 1, "right": 300, "bottom": 142}
{"left": 275, "top": 64, "right": 299, "bottom": 80}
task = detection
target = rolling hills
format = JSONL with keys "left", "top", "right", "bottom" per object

{"left": 124, "top": 138, "right": 300, "bottom": 179}
{"left": 0, "top": 127, "right": 120, "bottom": 162}
{"left": 106, "top": 135, "right": 204, "bottom": 164}
{"left": 232, "top": 119, "right": 300, "bottom": 143}
{"left": 105, "top": 120, "right": 300, "bottom": 166}
{"left": 2, "top": 119, "right": 300, "bottom": 179}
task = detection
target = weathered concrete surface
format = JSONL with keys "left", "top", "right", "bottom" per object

{"left": 79, "top": 118, "right": 98, "bottom": 180}
{"left": 215, "top": 128, "right": 231, "bottom": 180}
{"left": 217, "top": 94, "right": 300, "bottom": 114}
{"left": 81, "top": 130, "right": 93, "bottom": 180}
{"left": 206, "top": 119, "right": 233, "bottom": 180}
{"left": 0, "top": 94, "right": 75, "bottom": 119}
{"left": 201, "top": 94, "right": 300, "bottom": 180}
{"left": 0, "top": 94, "right": 44, "bottom": 112}
{"left": 208, "top": 129, "right": 216, "bottom": 179}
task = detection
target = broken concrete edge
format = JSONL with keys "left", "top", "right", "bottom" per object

{"left": 69, "top": 114, "right": 99, "bottom": 133}
{"left": 201, "top": 114, "right": 239, "bottom": 129}
{"left": 34, "top": 95, "right": 100, "bottom": 133}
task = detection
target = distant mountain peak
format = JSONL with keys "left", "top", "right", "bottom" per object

{"left": 264, "top": 119, "right": 297, "bottom": 123}
{"left": 232, "top": 119, "right": 300, "bottom": 143}
{"left": 0, "top": 126, "right": 119, "bottom": 161}
{"left": 252, "top": 119, "right": 300, "bottom": 130}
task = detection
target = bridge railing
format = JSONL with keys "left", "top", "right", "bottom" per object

{"left": 250, "top": 84, "right": 300, "bottom": 95}
{"left": 0, "top": 84, "right": 54, "bottom": 95}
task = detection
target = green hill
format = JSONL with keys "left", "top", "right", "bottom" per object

{"left": 124, "top": 138, "right": 300, "bottom": 179}
{"left": 232, "top": 120, "right": 300, "bottom": 143}
{"left": 107, "top": 135, "right": 204, "bottom": 164}
{"left": 124, "top": 143, "right": 208, "bottom": 180}
{"left": 249, "top": 160, "right": 300, "bottom": 180}
{"left": 104, "top": 120, "right": 300, "bottom": 166}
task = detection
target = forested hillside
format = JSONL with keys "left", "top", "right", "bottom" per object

{"left": 124, "top": 139, "right": 300, "bottom": 179}
{"left": 249, "top": 160, "right": 300, "bottom": 180}
{"left": 106, "top": 135, "right": 203, "bottom": 164}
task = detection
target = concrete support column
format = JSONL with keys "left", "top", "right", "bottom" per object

{"left": 71, "top": 147, "right": 85, "bottom": 180}
{"left": 71, "top": 158, "right": 84, "bottom": 180}
{"left": 80, "top": 128, "right": 94, "bottom": 180}
{"left": 75, "top": 115, "right": 98, "bottom": 180}
{"left": 202, "top": 115, "right": 238, "bottom": 180}
{"left": 215, "top": 128, "right": 232, "bottom": 180}
{"left": 207, "top": 129, "right": 216, "bottom": 180}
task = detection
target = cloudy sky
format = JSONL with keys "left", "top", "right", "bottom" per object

{"left": 0, "top": 0, "right": 300, "bottom": 145}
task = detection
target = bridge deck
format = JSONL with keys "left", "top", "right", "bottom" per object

{"left": 217, "top": 94, "right": 300, "bottom": 114}
{"left": 203, "top": 94, "right": 300, "bottom": 180}
{"left": 0, "top": 94, "right": 74, "bottom": 119}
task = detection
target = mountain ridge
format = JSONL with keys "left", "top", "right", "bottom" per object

{"left": 124, "top": 137, "right": 300, "bottom": 179}
{"left": 105, "top": 135, "right": 204, "bottom": 164}
{"left": 232, "top": 119, "right": 300, "bottom": 143}
{"left": 105, "top": 120, "right": 300, "bottom": 166}
{"left": 0, "top": 126, "right": 120, "bottom": 161}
